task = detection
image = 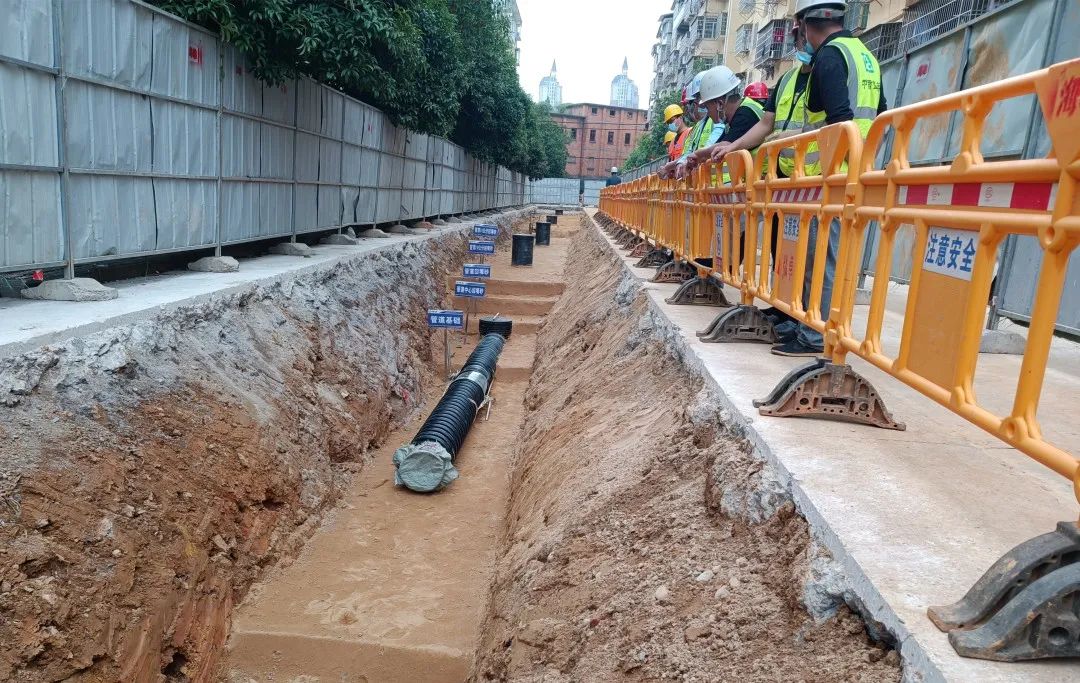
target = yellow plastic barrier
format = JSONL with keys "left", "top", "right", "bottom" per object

{"left": 833, "top": 58, "right": 1080, "bottom": 500}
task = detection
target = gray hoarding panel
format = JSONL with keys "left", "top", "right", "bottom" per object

{"left": 341, "top": 186, "right": 358, "bottom": 224}
{"left": 295, "top": 79, "right": 323, "bottom": 134}
{"left": 151, "top": 98, "right": 217, "bottom": 176}
{"left": 899, "top": 31, "right": 965, "bottom": 164}
{"left": 355, "top": 186, "right": 377, "bottom": 224}
{"left": 317, "top": 185, "right": 341, "bottom": 228}
{"left": 68, "top": 174, "right": 155, "bottom": 259}
{"left": 220, "top": 114, "right": 259, "bottom": 178}
{"left": 295, "top": 132, "right": 320, "bottom": 182}
{"left": 0, "top": 170, "right": 63, "bottom": 268}
{"left": 63, "top": 0, "right": 153, "bottom": 89}
{"left": 356, "top": 145, "right": 378, "bottom": 189}
{"left": 362, "top": 109, "right": 385, "bottom": 150}
{"left": 149, "top": 13, "right": 219, "bottom": 106}
{"left": 319, "top": 88, "right": 344, "bottom": 139}
{"left": 376, "top": 186, "right": 401, "bottom": 225}
{"left": 999, "top": 237, "right": 1080, "bottom": 335}
{"left": 1, "top": 0, "right": 54, "bottom": 67}
{"left": 343, "top": 98, "right": 365, "bottom": 146}
{"left": 221, "top": 48, "right": 261, "bottom": 117}
{"left": 221, "top": 181, "right": 292, "bottom": 242}
{"left": 259, "top": 183, "right": 293, "bottom": 238}
{"left": 948, "top": 0, "right": 1054, "bottom": 159}
{"left": 259, "top": 122, "right": 293, "bottom": 179}
{"left": 1031, "top": 0, "right": 1077, "bottom": 158}
{"left": 318, "top": 137, "right": 341, "bottom": 184}
{"left": 0, "top": 62, "right": 59, "bottom": 166}
{"left": 64, "top": 80, "right": 151, "bottom": 171}
{"left": 261, "top": 81, "right": 295, "bottom": 126}
{"left": 295, "top": 184, "right": 319, "bottom": 232}
{"left": 153, "top": 178, "right": 216, "bottom": 249}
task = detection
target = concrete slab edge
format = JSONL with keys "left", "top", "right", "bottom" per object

{"left": 0, "top": 208, "right": 536, "bottom": 361}
{"left": 585, "top": 214, "right": 941, "bottom": 683}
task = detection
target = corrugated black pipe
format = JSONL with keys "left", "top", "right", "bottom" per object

{"left": 393, "top": 333, "right": 506, "bottom": 492}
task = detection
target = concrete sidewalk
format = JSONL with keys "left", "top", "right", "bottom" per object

{"left": 589, "top": 210, "right": 1078, "bottom": 682}
{"left": 0, "top": 212, "right": 527, "bottom": 360}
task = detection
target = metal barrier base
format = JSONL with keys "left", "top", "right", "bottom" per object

{"left": 651, "top": 259, "right": 696, "bottom": 284}
{"left": 665, "top": 276, "right": 732, "bottom": 307}
{"left": 628, "top": 239, "right": 652, "bottom": 258}
{"left": 635, "top": 248, "right": 671, "bottom": 269}
{"left": 928, "top": 521, "right": 1080, "bottom": 662}
{"left": 698, "top": 305, "right": 777, "bottom": 343}
{"left": 753, "top": 359, "right": 905, "bottom": 431}
{"left": 618, "top": 232, "right": 641, "bottom": 249}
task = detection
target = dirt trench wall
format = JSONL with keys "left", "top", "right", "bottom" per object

{"left": 473, "top": 219, "right": 902, "bottom": 682}
{"left": 0, "top": 214, "right": 530, "bottom": 682}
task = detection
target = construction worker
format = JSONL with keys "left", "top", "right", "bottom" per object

{"left": 664, "top": 103, "right": 690, "bottom": 160}
{"left": 690, "top": 68, "right": 765, "bottom": 182}
{"left": 662, "top": 71, "right": 713, "bottom": 180}
{"left": 763, "top": 0, "right": 889, "bottom": 355}
{"left": 606, "top": 166, "right": 622, "bottom": 186}
{"left": 744, "top": 81, "right": 770, "bottom": 109}
{"left": 705, "top": 23, "right": 814, "bottom": 288}
{"left": 664, "top": 130, "right": 678, "bottom": 160}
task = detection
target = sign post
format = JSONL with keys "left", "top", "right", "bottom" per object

{"left": 454, "top": 280, "right": 487, "bottom": 340}
{"left": 427, "top": 310, "right": 465, "bottom": 378}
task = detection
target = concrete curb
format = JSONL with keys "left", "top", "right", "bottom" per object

{"left": 584, "top": 213, "right": 939, "bottom": 683}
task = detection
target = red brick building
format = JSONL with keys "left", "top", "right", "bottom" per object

{"left": 550, "top": 103, "right": 648, "bottom": 178}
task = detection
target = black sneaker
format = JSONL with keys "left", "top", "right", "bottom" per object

{"left": 770, "top": 339, "right": 824, "bottom": 357}
{"left": 775, "top": 327, "right": 797, "bottom": 344}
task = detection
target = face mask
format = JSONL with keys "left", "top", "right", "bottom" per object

{"left": 667, "top": 122, "right": 678, "bottom": 132}
{"left": 795, "top": 48, "right": 813, "bottom": 65}
{"left": 697, "top": 105, "right": 708, "bottom": 118}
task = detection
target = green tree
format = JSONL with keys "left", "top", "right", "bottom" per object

{"left": 151, "top": 0, "right": 563, "bottom": 177}
{"left": 622, "top": 90, "right": 681, "bottom": 172}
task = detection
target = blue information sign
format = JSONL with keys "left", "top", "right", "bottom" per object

{"left": 454, "top": 281, "right": 487, "bottom": 298}
{"left": 473, "top": 224, "right": 500, "bottom": 237}
{"left": 427, "top": 310, "right": 465, "bottom": 329}
{"left": 467, "top": 240, "right": 496, "bottom": 255}
{"left": 463, "top": 263, "right": 492, "bottom": 278}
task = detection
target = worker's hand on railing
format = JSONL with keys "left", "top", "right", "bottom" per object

{"left": 674, "top": 162, "right": 688, "bottom": 180}
{"left": 710, "top": 142, "right": 733, "bottom": 163}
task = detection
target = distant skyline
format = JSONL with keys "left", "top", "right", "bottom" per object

{"left": 517, "top": 0, "right": 664, "bottom": 108}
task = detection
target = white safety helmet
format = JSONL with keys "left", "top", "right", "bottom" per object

{"left": 697, "top": 66, "right": 741, "bottom": 104}
{"left": 611, "top": 167, "right": 619, "bottom": 173}
{"left": 794, "top": 0, "right": 846, "bottom": 20}
{"left": 686, "top": 71, "right": 706, "bottom": 100}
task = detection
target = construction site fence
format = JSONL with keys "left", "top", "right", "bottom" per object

{"left": 526, "top": 177, "right": 608, "bottom": 207}
{"left": 623, "top": 156, "right": 668, "bottom": 182}
{"left": 863, "top": 0, "right": 1079, "bottom": 334}
{"left": 598, "top": 57, "right": 1080, "bottom": 505}
{"left": 0, "top": 0, "right": 526, "bottom": 275}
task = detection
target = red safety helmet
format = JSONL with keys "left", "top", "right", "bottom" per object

{"left": 744, "top": 81, "right": 769, "bottom": 100}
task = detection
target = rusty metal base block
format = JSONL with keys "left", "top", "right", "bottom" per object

{"left": 927, "top": 521, "right": 1080, "bottom": 661}
{"left": 665, "top": 276, "right": 732, "bottom": 306}
{"left": 752, "top": 358, "right": 905, "bottom": 430}
{"left": 698, "top": 305, "right": 777, "bottom": 343}
{"left": 629, "top": 240, "right": 652, "bottom": 258}
{"left": 617, "top": 231, "right": 639, "bottom": 249}
{"left": 621, "top": 235, "right": 643, "bottom": 251}
{"left": 651, "top": 259, "right": 697, "bottom": 284}
{"left": 636, "top": 248, "right": 672, "bottom": 268}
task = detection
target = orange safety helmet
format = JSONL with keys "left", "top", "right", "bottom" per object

{"left": 744, "top": 81, "right": 769, "bottom": 100}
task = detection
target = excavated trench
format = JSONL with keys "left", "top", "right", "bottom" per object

{"left": 0, "top": 210, "right": 902, "bottom": 683}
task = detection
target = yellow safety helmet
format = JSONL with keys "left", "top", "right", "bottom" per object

{"left": 663, "top": 131, "right": 676, "bottom": 144}
{"left": 663, "top": 103, "right": 685, "bottom": 123}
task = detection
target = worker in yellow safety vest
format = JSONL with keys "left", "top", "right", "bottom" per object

{"left": 662, "top": 71, "right": 715, "bottom": 180}
{"left": 691, "top": 75, "right": 765, "bottom": 185}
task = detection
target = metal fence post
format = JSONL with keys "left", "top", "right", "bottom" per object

{"left": 289, "top": 80, "right": 299, "bottom": 242}
{"left": 214, "top": 39, "right": 224, "bottom": 255}
{"left": 51, "top": 0, "right": 74, "bottom": 279}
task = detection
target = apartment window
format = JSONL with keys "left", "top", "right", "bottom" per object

{"left": 702, "top": 17, "right": 718, "bottom": 39}
{"left": 607, "top": 131, "right": 615, "bottom": 145}
{"left": 626, "top": 111, "right": 633, "bottom": 119}
{"left": 609, "top": 108, "right": 616, "bottom": 116}
{"left": 589, "top": 129, "right": 596, "bottom": 142}
{"left": 624, "top": 133, "right": 631, "bottom": 145}
{"left": 570, "top": 128, "right": 577, "bottom": 141}
{"left": 591, "top": 106, "right": 598, "bottom": 114}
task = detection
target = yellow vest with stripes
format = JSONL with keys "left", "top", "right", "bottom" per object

{"left": 803, "top": 36, "right": 881, "bottom": 175}
{"left": 773, "top": 67, "right": 809, "bottom": 177}
{"left": 719, "top": 97, "right": 765, "bottom": 185}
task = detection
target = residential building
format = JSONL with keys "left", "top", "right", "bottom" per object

{"left": 610, "top": 58, "right": 641, "bottom": 109}
{"left": 549, "top": 104, "right": 649, "bottom": 178}
{"left": 493, "top": 0, "right": 523, "bottom": 64}
{"left": 649, "top": 0, "right": 731, "bottom": 109}
{"left": 539, "top": 61, "right": 563, "bottom": 108}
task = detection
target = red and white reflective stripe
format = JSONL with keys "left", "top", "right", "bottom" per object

{"left": 897, "top": 182, "right": 1058, "bottom": 211}
{"left": 773, "top": 187, "right": 823, "bottom": 202}
{"left": 708, "top": 192, "right": 747, "bottom": 205}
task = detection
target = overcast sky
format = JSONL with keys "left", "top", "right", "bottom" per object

{"left": 517, "top": 0, "right": 667, "bottom": 108}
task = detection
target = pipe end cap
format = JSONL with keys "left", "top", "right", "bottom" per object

{"left": 393, "top": 442, "right": 459, "bottom": 492}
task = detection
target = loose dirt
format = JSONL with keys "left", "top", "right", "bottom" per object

{"left": 473, "top": 220, "right": 901, "bottom": 682}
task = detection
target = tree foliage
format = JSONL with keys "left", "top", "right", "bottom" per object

{"left": 152, "top": 0, "right": 566, "bottom": 178}
{"left": 622, "top": 90, "right": 681, "bottom": 172}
